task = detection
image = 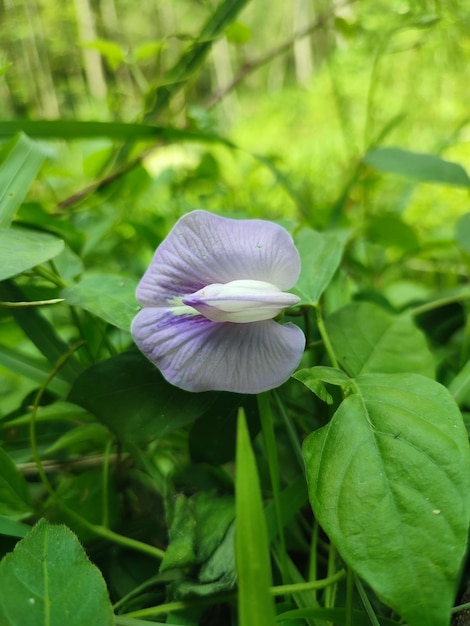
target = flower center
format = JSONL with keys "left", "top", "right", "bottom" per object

{"left": 182, "top": 279, "right": 300, "bottom": 323}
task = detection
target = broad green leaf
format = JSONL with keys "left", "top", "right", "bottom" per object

{"left": 46, "top": 423, "right": 110, "bottom": 454}
{"left": 0, "top": 519, "right": 114, "bottom": 626}
{"left": 364, "top": 147, "right": 470, "bottom": 187}
{"left": 325, "top": 301, "right": 435, "bottom": 377}
{"left": 0, "top": 228, "right": 64, "bottom": 280}
{"left": 293, "top": 228, "right": 344, "bottom": 306}
{"left": 0, "top": 446, "right": 31, "bottom": 519}
{"left": 61, "top": 272, "right": 139, "bottom": 330}
{"left": 0, "top": 133, "right": 45, "bottom": 228}
{"left": 303, "top": 373, "right": 470, "bottom": 626}
{"left": 235, "top": 410, "right": 276, "bottom": 626}
{"left": 455, "top": 212, "right": 470, "bottom": 254}
{"left": 68, "top": 351, "right": 216, "bottom": 442}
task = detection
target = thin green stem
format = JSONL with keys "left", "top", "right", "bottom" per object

{"left": 29, "top": 346, "right": 165, "bottom": 561}
{"left": 120, "top": 572, "right": 346, "bottom": 620}
{"left": 354, "top": 575, "right": 381, "bottom": 626}
{"left": 0, "top": 298, "right": 64, "bottom": 307}
{"left": 410, "top": 290, "right": 470, "bottom": 317}
{"left": 257, "top": 392, "right": 288, "bottom": 588}
{"left": 273, "top": 390, "right": 304, "bottom": 470}
{"left": 101, "top": 438, "right": 113, "bottom": 528}
{"left": 34, "top": 264, "right": 67, "bottom": 289}
{"left": 345, "top": 566, "right": 355, "bottom": 626}
{"left": 315, "top": 304, "right": 339, "bottom": 369}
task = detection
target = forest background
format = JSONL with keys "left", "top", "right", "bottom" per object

{"left": 1, "top": 1, "right": 470, "bottom": 626}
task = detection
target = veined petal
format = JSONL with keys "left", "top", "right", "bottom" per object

{"left": 131, "top": 307, "right": 305, "bottom": 393}
{"left": 183, "top": 279, "right": 301, "bottom": 323}
{"left": 136, "top": 210, "right": 301, "bottom": 306}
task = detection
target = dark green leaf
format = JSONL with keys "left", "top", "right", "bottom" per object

{"left": 364, "top": 147, "right": 470, "bottom": 187}
{"left": 325, "top": 301, "right": 435, "bottom": 377}
{"left": 160, "top": 491, "right": 234, "bottom": 572}
{"left": 189, "top": 393, "right": 259, "bottom": 464}
{"left": 61, "top": 272, "right": 139, "bottom": 330}
{"left": 303, "top": 373, "right": 470, "bottom": 626}
{"left": 0, "top": 519, "right": 114, "bottom": 626}
{"left": 0, "top": 228, "right": 64, "bottom": 280}
{"left": 68, "top": 351, "right": 216, "bottom": 442}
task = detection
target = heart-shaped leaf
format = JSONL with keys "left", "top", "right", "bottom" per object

{"left": 303, "top": 373, "right": 470, "bottom": 626}
{"left": 0, "top": 519, "right": 114, "bottom": 626}
{"left": 325, "top": 301, "right": 435, "bottom": 377}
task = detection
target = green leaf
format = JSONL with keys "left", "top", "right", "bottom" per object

{"left": 160, "top": 491, "right": 235, "bottom": 572}
{"left": 293, "top": 228, "right": 344, "bottom": 306}
{"left": 303, "top": 373, "right": 470, "bottom": 626}
{"left": 0, "top": 446, "right": 32, "bottom": 519}
{"left": 0, "top": 517, "right": 30, "bottom": 539}
{"left": 455, "top": 212, "right": 470, "bottom": 254}
{"left": 0, "top": 519, "right": 114, "bottom": 626}
{"left": 0, "top": 345, "right": 70, "bottom": 397}
{"left": 189, "top": 393, "right": 259, "bottom": 464}
{"left": 0, "top": 133, "right": 45, "bottom": 228}
{"left": 0, "top": 228, "right": 64, "bottom": 281}
{"left": 225, "top": 21, "right": 252, "bottom": 44}
{"left": 235, "top": 409, "right": 277, "bottom": 626}
{"left": 365, "top": 213, "right": 419, "bottom": 251}
{"left": 68, "top": 351, "right": 216, "bottom": 442}
{"left": 293, "top": 367, "right": 350, "bottom": 404}
{"left": 364, "top": 147, "right": 470, "bottom": 187}
{"left": 61, "top": 272, "right": 139, "bottom": 330}
{"left": 0, "top": 120, "right": 234, "bottom": 147}
{"left": 325, "top": 301, "right": 435, "bottom": 377}
{"left": 81, "top": 39, "right": 125, "bottom": 70}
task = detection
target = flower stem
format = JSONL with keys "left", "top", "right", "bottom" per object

{"left": 315, "top": 304, "right": 340, "bottom": 369}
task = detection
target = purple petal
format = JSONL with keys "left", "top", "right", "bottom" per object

{"left": 131, "top": 307, "right": 305, "bottom": 393}
{"left": 136, "top": 210, "right": 301, "bottom": 306}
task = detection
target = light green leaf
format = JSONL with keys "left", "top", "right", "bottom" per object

{"left": 235, "top": 409, "right": 277, "bottom": 626}
{"left": 0, "top": 517, "right": 30, "bottom": 539}
{"left": 0, "top": 133, "right": 45, "bottom": 228}
{"left": 293, "top": 228, "right": 344, "bottom": 306}
{"left": 325, "top": 301, "right": 435, "bottom": 377}
{"left": 0, "top": 228, "right": 64, "bottom": 281}
{"left": 364, "top": 147, "right": 470, "bottom": 187}
{"left": 303, "top": 373, "right": 470, "bottom": 626}
{"left": 61, "top": 272, "right": 139, "bottom": 330}
{"left": 0, "top": 519, "right": 114, "bottom": 626}
{"left": 0, "top": 446, "right": 31, "bottom": 519}
{"left": 81, "top": 39, "right": 125, "bottom": 70}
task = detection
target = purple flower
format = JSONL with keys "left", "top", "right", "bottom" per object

{"left": 131, "top": 210, "right": 305, "bottom": 393}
